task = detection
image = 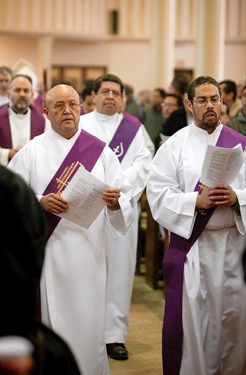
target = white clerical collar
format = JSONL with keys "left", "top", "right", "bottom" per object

{"left": 94, "top": 109, "right": 122, "bottom": 123}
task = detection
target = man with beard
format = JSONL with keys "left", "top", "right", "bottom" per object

{"left": 0, "top": 74, "right": 50, "bottom": 166}
{"left": 147, "top": 76, "right": 246, "bottom": 375}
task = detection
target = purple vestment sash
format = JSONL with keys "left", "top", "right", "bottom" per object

{"left": 162, "top": 125, "right": 246, "bottom": 375}
{"left": 108, "top": 115, "right": 141, "bottom": 163}
{"left": 0, "top": 104, "right": 45, "bottom": 148}
{"left": 43, "top": 129, "right": 106, "bottom": 238}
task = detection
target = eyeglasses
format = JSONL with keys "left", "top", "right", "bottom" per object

{"left": 192, "top": 97, "right": 222, "bottom": 107}
{"left": 161, "top": 102, "right": 178, "bottom": 108}
{"left": 97, "top": 89, "right": 122, "bottom": 98}
{"left": 50, "top": 102, "right": 81, "bottom": 111}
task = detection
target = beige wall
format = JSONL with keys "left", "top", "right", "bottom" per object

{"left": 0, "top": 0, "right": 245, "bottom": 93}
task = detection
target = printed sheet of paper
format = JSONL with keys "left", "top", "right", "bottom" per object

{"left": 57, "top": 166, "right": 109, "bottom": 229}
{"left": 200, "top": 144, "right": 244, "bottom": 186}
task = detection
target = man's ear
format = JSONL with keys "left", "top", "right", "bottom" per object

{"left": 187, "top": 100, "right": 193, "bottom": 114}
{"left": 92, "top": 91, "right": 96, "bottom": 102}
{"left": 43, "top": 107, "right": 49, "bottom": 118}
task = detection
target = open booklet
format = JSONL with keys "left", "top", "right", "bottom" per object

{"left": 57, "top": 166, "right": 109, "bottom": 229}
{"left": 200, "top": 143, "right": 244, "bottom": 186}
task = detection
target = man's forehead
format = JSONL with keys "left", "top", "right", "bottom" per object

{"left": 195, "top": 84, "right": 219, "bottom": 96}
{"left": 50, "top": 86, "right": 78, "bottom": 99}
{"left": 0, "top": 73, "right": 11, "bottom": 79}
{"left": 101, "top": 81, "right": 120, "bottom": 89}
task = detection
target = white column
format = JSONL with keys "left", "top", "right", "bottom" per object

{"left": 131, "top": 0, "right": 141, "bottom": 37}
{"left": 37, "top": 37, "right": 54, "bottom": 90}
{"left": 177, "top": 0, "right": 192, "bottom": 38}
{"left": 195, "top": 0, "right": 226, "bottom": 80}
{"left": 227, "top": 0, "right": 240, "bottom": 38}
{"left": 142, "top": 0, "right": 152, "bottom": 38}
{"left": 150, "top": 0, "right": 176, "bottom": 89}
{"left": 119, "top": 0, "right": 129, "bottom": 37}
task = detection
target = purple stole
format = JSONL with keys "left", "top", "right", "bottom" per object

{"left": 0, "top": 104, "right": 46, "bottom": 148}
{"left": 162, "top": 125, "right": 246, "bottom": 375}
{"left": 43, "top": 129, "right": 106, "bottom": 238}
{"left": 109, "top": 116, "right": 141, "bottom": 163}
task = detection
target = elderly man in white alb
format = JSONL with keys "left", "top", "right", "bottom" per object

{"left": 79, "top": 73, "right": 152, "bottom": 361}
{"left": 8, "top": 83, "right": 134, "bottom": 375}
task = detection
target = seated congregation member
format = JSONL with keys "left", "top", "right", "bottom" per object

{"left": 227, "top": 85, "right": 246, "bottom": 135}
{"left": 219, "top": 79, "right": 242, "bottom": 118}
{"left": 142, "top": 87, "right": 166, "bottom": 151}
{"left": 124, "top": 83, "right": 145, "bottom": 123}
{"left": 160, "top": 93, "right": 184, "bottom": 142}
{"left": 161, "top": 93, "right": 183, "bottom": 122}
{"left": 220, "top": 102, "right": 230, "bottom": 125}
{"left": 147, "top": 76, "right": 246, "bottom": 375}
{"left": 0, "top": 65, "right": 12, "bottom": 106}
{"left": 0, "top": 165, "right": 81, "bottom": 375}
{"left": 80, "top": 86, "right": 95, "bottom": 114}
{"left": 120, "top": 88, "right": 155, "bottom": 157}
{"left": 162, "top": 91, "right": 193, "bottom": 137}
{"left": 8, "top": 83, "right": 133, "bottom": 375}
{"left": 0, "top": 74, "right": 50, "bottom": 166}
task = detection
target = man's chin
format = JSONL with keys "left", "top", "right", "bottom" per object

{"left": 201, "top": 122, "right": 217, "bottom": 131}
{"left": 16, "top": 104, "right": 28, "bottom": 110}
{"left": 104, "top": 108, "right": 115, "bottom": 116}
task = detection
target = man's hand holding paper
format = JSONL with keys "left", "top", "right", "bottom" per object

{"left": 56, "top": 166, "right": 120, "bottom": 228}
{"left": 200, "top": 144, "right": 244, "bottom": 186}
{"left": 196, "top": 144, "right": 243, "bottom": 210}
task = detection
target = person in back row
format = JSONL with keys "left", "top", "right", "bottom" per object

{"left": 0, "top": 66, "right": 12, "bottom": 106}
{"left": 227, "top": 85, "right": 246, "bottom": 135}
{"left": 220, "top": 102, "right": 230, "bottom": 125}
{"left": 8, "top": 83, "right": 134, "bottom": 375}
{"left": 147, "top": 75, "right": 246, "bottom": 375}
{"left": 0, "top": 74, "right": 50, "bottom": 166}
{"left": 80, "top": 86, "right": 95, "bottom": 114}
{"left": 124, "top": 83, "right": 145, "bottom": 123}
{"left": 219, "top": 79, "right": 242, "bottom": 118}
{"left": 79, "top": 73, "right": 152, "bottom": 361}
{"left": 142, "top": 87, "right": 166, "bottom": 151}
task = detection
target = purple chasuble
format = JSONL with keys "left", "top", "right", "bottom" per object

{"left": 0, "top": 104, "right": 45, "bottom": 148}
{"left": 109, "top": 116, "right": 141, "bottom": 163}
{"left": 162, "top": 125, "right": 246, "bottom": 375}
{"left": 43, "top": 129, "right": 106, "bottom": 238}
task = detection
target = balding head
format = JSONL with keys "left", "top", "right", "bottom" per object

{"left": 45, "top": 84, "right": 80, "bottom": 107}
{"left": 44, "top": 84, "right": 81, "bottom": 139}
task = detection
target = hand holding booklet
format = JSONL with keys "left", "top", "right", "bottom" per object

{"left": 200, "top": 144, "right": 244, "bottom": 186}
{"left": 57, "top": 166, "right": 109, "bottom": 229}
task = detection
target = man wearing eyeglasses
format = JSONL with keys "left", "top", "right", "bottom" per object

{"left": 79, "top": 73, "right": 152, "bottom": 361}
{"left": 147, "top": 76, "right": 246, "bottom": 375}
{"left": 8, "top": 83, "right": 134, "bottom": 375}
{"left": 227, "top": 85, "right": 246, "bottom": 135}
{"left": 161, "top": 93, "right": 183, "bottom": 121}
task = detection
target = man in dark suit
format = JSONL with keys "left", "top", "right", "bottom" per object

{"left": 0, "top": 166, "right": 81, "bottom": 375}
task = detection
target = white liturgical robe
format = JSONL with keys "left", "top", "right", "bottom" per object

{"left": 8, "top": 128, "right": 134, "bottom": 375}
{"left": 79, "top": 110, "right": 152, "bottom": 344}
{"left": 147, "top": 123, "right": 246, "bottom": 375}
